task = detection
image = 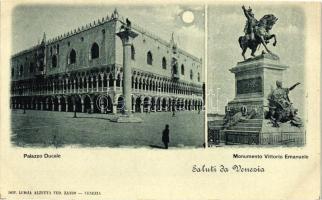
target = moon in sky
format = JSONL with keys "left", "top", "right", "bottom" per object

{"left": 181, "top": 10, "right": 195, "bottom": 24}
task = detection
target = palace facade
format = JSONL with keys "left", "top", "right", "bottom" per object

{"left": 10, "top": 9, "right": 204, "bottom": 114}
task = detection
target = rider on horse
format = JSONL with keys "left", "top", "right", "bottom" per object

{"left": 242, "top": 5, "right": 258, "bottom": 41}
{"left": 239, "top": 6, "right": 278, "bottom": 60}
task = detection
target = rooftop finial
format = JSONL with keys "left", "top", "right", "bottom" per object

{"left": 112, "top": 8, "right": 119, "bottom": 19}
{"left": 41, "top": 32, "right": 46, "bottom": 44}
{"left": 171, "top": 32, "right": 175, "bottom": 43}
{"left": 170, "top": 32, "right": 177, "bottom": 54}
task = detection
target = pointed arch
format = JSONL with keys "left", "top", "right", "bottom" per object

{"left": 190, "top": 69, "right": 193, "bottom": 80}
{"left": 68, "top": 49, "right": 76, "bottom": 64}
{"left": 181, "top": 64, "right": 185, "bottom": 75}
{"left": 52, "top": 55, "right": 57, "bottom": 68}
{"left": 162, "top": 57, "right": 167, "bottom": 69}
{"left": 90, "top": 42, "right": 99, "bottom": 59}
{"left": 147, "top": 51, "right": 153, "bottom": 65}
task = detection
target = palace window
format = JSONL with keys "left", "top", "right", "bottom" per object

{"left": 91, "top": 42, "right": 99, "bottom": 59}
{"left": 68, "top": 49, "right": 76, "bottom": 64}
{"left": 162, "top": 57, "right": 167, "bottom": 69}
{"left": 198, "top": 72, "right": 200, "bottom": 82}
{"left": 11, "top": 68, "right": 14, "bottom": 77}
{"left": 50, "top": 47, "right": 53, "bottom": 56}
{"left": 29, "top": 62, "right": 34, "bottom": 73}
{"left": 56, "top": 44, "right": 59, "bottom": 54}
{"left": 19, "top": 65, "right": 23, "bottom": 76}
{"left": 181, "top": 64, "right": 185, "bottom": 75}
{"left": 173, "top": 64, "right": 178, "bottom": 75}
{"left": 52, "top": 55, "right": 57, "bottom": 68}
{"left": 131, "top": 45, "right": 135, "bottom": 60}
{"left": 147, "top": 51, "right": 153, "bottom": 65}
{"left": 190, "top": 70, "right": 193, "bottom": 80}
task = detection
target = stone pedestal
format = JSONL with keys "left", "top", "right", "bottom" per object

{"left": 227, "top": 54, "right": 288, "bottom": 118}
{"left": 221, "top": 54, "right": 305, "bottom": 146}
{"left": 260, "top": 119, "right": 305, "bottom": 145}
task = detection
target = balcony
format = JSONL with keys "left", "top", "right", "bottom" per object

{"left": 34, "top": 70, "right": 46, "bottom": 77}
{"left": 172, "top": 73, "right": 180, "bottom": 80}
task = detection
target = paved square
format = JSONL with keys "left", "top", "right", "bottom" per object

{"left": 11, "top": 110, "right": 205, "bottom": 148}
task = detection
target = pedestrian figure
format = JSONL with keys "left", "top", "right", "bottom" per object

{"left": 162, "top": 124, "right": 170, "bottom": 149}
{"left": 73, "top": 107, "right": 77, "bottom": 118}
{"left": 172, "top": 106, "right": 175, "bottom": 117}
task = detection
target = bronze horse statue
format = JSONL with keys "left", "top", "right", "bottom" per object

{"left": 239, "top": 14, "right": 278, "bottom": 60}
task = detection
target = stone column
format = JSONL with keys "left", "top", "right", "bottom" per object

{"left": 40, "top": 102, "right": 43, "bottom": 110}
{"left": 100, "top": 98, "right": 104, "bottom": 114}
{"left": 86, "top": 77, "right": 89, "bottom": 92}
{"left": 113, "top": 79, "right": 116, "bottom": 92}
{"left": 101, "top": 74, "right": 104, "bottom": 92}
{"left": 96, "top": 76, "right": 99, "bottom": 92}
{"left": 66, "top": 78, "right": 69, "bottom": 94}
{"left": 81, "top": 100, "right": 84, "bottom": 113}
{"left": 106, "top": 78, "right": 110, "bottom": 90}
{"left": 140, "top": 103, "right": 143, "bottom": 113}
{"left": 91, "top": 77, "right": 94, "bottom": 93}
{"left": 112, "top": 104, "right": 117, "bottom": 114}
{"left": 117, "top": 29, "right": 138, "bottom": 115}
{"left": 58, "top": 99, "right": 61, "bottom": 112}
{"left": 120, "top": 77, "right": 123, "bottom": 92}
{"left": 62, "top": 80, "right": 65, "bottom": 94}
{"left": 90, "top": 101, "right": 94, "bottom": 113}
{"left": 82, "top": 77, "right": 85, "bottom": 93}
{"left": 74, "top": 79, "right": 76, "bottom": 93}
{"left": 77, "top": 79, "right": 80, "bottom": 93}
{"left": 70, "top": 80, "right": 73, "bottom": 93}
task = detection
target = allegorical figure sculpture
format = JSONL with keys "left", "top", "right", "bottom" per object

{"left": 266, "top": 81, "right": 302, "bottom": 127}
{"left": 120, "top": 18, "right": 132, "bottom": 32}
{"left": 239, "top": 5, "right": 278, "bottom": 60}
